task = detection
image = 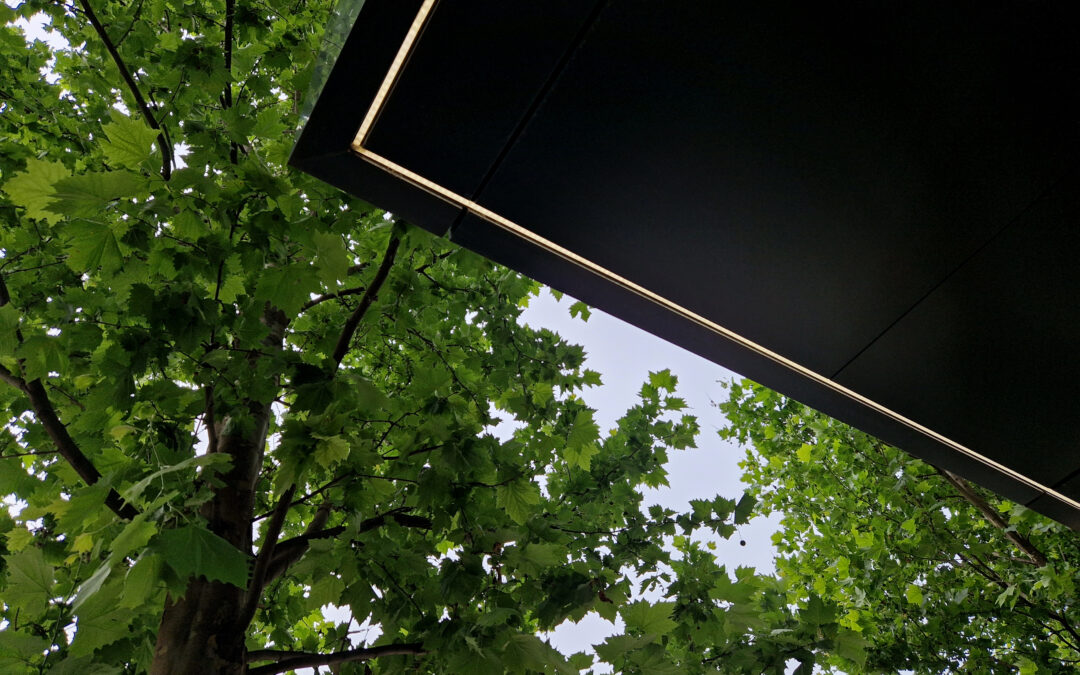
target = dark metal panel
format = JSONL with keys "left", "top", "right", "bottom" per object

{"left": 290, "top": 0, "right": 462, "bottom": 235}
{"left": 470, "top": 0, "right": 1079, "bottom": 376}
{"left": 363, "top": 0, "right": 603, "bottom": 199}
{"left": 834, "top": 169, "right": 1080, "bottom": 491}
{"left": 293, "top": 0, "right": 1080, "bottom": 524}
{"left": 295, "top": 152, "right": 464, "bottom": 235}
{"left": 450, "top": 212, "right": 1043, "bottom": 506}
{"left": 1024, "top": 495, "right": 1080, "bottom": 531}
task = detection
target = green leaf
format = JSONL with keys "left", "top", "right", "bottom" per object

{"left": 566, "top": 409, "right": 599, "bottom": 451}
{"left": 308, "top": 574, "right": 345, "bottom": 608}
{"left": 648, "top": 369, "right": 677, "bottom": 391}
{"left": 733, "top": 492, "right": 756, "bottom": 525}
{"left": 568, "top": 301, "right": 591, "bottom": 321}
{"left": 500, "top": 634, "right": 566, "bottom": 673}
{"left": 854, "top": 529, "right": 875, "bottom": 549}
{"left": 3, "top": 158, "right": 68, "bottom": 224}
{"left": 521, "top": 542, "right": 564, "bottom": 568}
{"left": 0, "top": 629, "right": 50, "bottom": 664}
{"left": 799, "top": 594, "right": 836, "bottom": 626}
{"left": 0, "top": 303, "right": 20, "bottom": 356}
{"left": 496, "top": 481, "right": 541, "bottom": 525}
{"left": 120, "top": 554, "right": 164, "bottom": 609}
{"left": 252, "top": 106, "right": 288, "bottom": 140}
{"left": 313, "top": 434, "right": 350, "bottom": 468}
{"left": 64, "top": 220, "right": 124, "bottom": 274}
{"left": 72, "top": 563, "right": 111, "bottom": 611}
{"left": 833, "top": 630, "right": 869, "bottom": 666}
{"left": 905, "top": 583, "right": 924, "bottom": 606}
{"left": 312, "top": 231, "right": 349, "bottom": 285}
{"left": 46, "top": 656, "right": 123, "bottom": 675}
{"left": 3, "top": 547, "right": 55, "bottom": 617}
{"left": 4, "top": 527, "right": 34, "bottom": 553}
{"left": 151, "top": 525, "right": 250, "bottom": 588}
{"left": 255, "top": 264, "right": 319, "bottom": 315}
{"left": 621, "top": 601, "right": 677, "bottom": 637}
{"left": 564, "top": 441, "right": 599, "bottom": 471}
{"left": 123, "top": 454, "right": 231, "bottom": 504}
{"left": 109, "top": 513, "right": 158, "bottom": 562}
{"left": 101, "top": 112, "right": 159, "bottom": 169}
{"left": 796, "top": 443, "right": 813, "bottom": 462}
{"left": 593, "top": 634, "right": 656, "bottom": 663}
{"left": 69, "top": 581, "right": 136, "bottom": 657}
{"left": 49, "top": 171, "right": 147, "bottom": 218}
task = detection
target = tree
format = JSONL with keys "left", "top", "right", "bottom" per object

{"left": 0, "top": 1, "right": 865, "bottom": 673}
{"left": 720, "top": 380, "right": 1080, "bottom": 674}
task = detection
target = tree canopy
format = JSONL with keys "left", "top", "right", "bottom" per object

{"left": 720, "top": 381, "right": 1080, "bottom": 674}
{"left": 0, "top": 1, "right": 851, "bottom": 673}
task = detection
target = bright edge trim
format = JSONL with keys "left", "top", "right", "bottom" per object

{"left": 346, "top": 0, "right": 1080, "bottom": 514}
{"left": 352, "top": 0, "right": 438, "bottom": 149}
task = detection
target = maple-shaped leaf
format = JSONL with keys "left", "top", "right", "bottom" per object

{"left": 566, "top": 409, "right": 599, "bottom": 451}
{"left": 151, "top": 525, "right": 250, "bottom": 588}
{"left": 564, "top": 441, "right": 599, "bottom": 471}
{"left": 68, "top": 580, "right": 136, "bottom": 657}
{"left": 49, "top": 171, "right": 148, "bottom": 218}
{"left": 621, "top": 600, "right": 677, "bottom": 637}
{"left": 64, "top": 220, "right": 124, "bottom": 274}
{"left": 496, "top": 480, "right": 541, "bottom": 525}
{"left": 647, "top": 369, "right": 678, "bottom": 391}
{"left": 593, "top": 634, "right": 656, "bottom": 663}
{"left": 312, "top": 230, "right": 349, "bottom": 285}
{"left": 101, "top": 112, "right": 159, "bottom": 169}
{"left": 2, "top": 158, "right": 69, "bottom": 224}
{"left": 255, "top": 264, "right": 319, "bottom": 315}
{"left": 2, "top": 548, "right": 54, "bottom": 617}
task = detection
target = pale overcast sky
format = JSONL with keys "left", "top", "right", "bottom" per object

{"left": 521, "top": 290, "right": 781, "bottom": 659}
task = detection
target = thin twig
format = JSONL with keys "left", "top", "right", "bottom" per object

{"left": 246, "top": 643, "right": 425, "bottom": 674}
{"left": 331, "top": 230, "right": 402, "bottom": 367}
{"left": 299, "top": 285, "right": 367, "bottom": 313}
{"left": 0, "top": 450, "right": 60, "bottom": 459}
{"left": 76, "top": 0, "right": 172, "bottom": 179}
{"left": 935, "top": 467, "right": 1048, "bottom": 567}
{"left": 240, "top": 484, "right": 296, "bottom": 628}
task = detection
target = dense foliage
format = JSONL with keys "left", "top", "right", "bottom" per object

{"left": 0, "top": 1, "right": 862, "bottom": 673}
{"left": 721, "top": 381, "right": 1080, "bottom": 674}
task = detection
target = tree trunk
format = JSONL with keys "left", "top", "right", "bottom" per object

{"left": 151, "top": 308, "right": 286, "bottom": 674}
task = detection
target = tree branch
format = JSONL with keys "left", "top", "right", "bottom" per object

{"left": 299, "top": 284, "right": 367, "bottom": 312}
{"left": 331, "top": 229, "right": 402, "bottom": 367}
{"left": 222, "top": 0, "right": 238, "bottom": 164}
{"left": 935, "top": 467, "right": 1048, "bottom": 567}
{"left": 0, "top": 363, "right": 27, "bottom": 392}
{"left": 263, "top": 500, "right": 333, "bottom": 583}
{"left": 239, "top": 484, "right": 295, "bottom": 628}
{"left": 25, "top": 380, "right": 138, "bottom": 519}
{"left": 76, "top": 0, "right": 172, "bottom": 179}
{"left": 246, "top": 643, "right": 425, "bottom": 674}
{"left": 0, "top": 277, "right": 136, "bottom": 520}
{"left": 266, "top": 507, "right": 431, "bottom": 582}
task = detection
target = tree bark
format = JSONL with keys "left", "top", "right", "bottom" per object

{"left": 150, "top": 307, "right": 287, "bottom": 674}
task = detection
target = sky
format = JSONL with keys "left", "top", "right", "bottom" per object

{"left": 519, "top": 290, "right": 782, "bottom": 658}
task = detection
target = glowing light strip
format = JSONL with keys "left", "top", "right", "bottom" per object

{"left": 352, "top": 0, "right": 439, "bottom": 149}
{"left": 346, "top": 1, "right": 1080, "bottom": 513}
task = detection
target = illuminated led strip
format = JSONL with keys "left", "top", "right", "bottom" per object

{"left": 352, "top": 0, "right": 439, "bottom": 149}
{"left": 348, "top": 0, "right": 1080, "bottom": 513}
